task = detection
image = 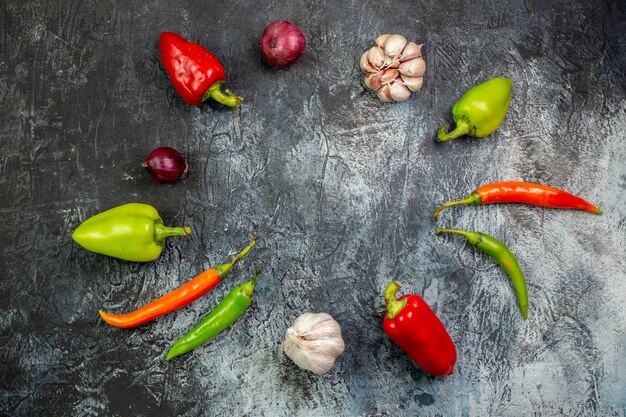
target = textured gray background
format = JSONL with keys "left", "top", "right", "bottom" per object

{"left": 1, "top": 0, "right": 625, "bottom": 416}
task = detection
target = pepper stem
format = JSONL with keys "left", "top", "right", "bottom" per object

{"left": 202, "top": 81, "right": 243, "bottom": 107}
{"left": 436, "top": 228, "right": 482, "bottom": 246}
{"left": 154, "top": 223, "right": 192, "bottom": 245}
{"left": 215, "top": 236, "right": 257, "bottom": 278}
{"left": 240, "top": 269, "right": 261, "bottom": 298}
{"left": 437, "top": 119, "right": 471, "bottom": 142}
{"left": 434, "top": 192, "right": 482, "bottom": 221}
{"left": 384, "top": 281, "right": 408, "bottom": 319}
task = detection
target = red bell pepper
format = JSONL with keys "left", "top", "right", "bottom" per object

{"left": 383, "top": 282, "right": 457, "bottom": 376}
{"left": 159, "top": 32, "right": 243, "bottom": 107}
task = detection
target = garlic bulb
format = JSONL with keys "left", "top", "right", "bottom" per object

{"left": 283, "top": 313, "right": 345, "bottom": 375}
{"left": 360, "top": 34, "right": 426, "bottom": 102}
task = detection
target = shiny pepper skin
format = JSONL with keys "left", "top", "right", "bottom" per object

{"left": 438, "top": 77, "right": 512, "bottom": 142}
{"left": 159, "top": 32, "right": 242, "bottom": 107}
{"left": 383, "top": 282, "right": 457, "bottom": 376}
{"left": 72, "top": 203, "right": 191, "bottom": 262}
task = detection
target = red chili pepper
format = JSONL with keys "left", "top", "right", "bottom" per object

{"left": 434, "top": 181, "right": 602, "bottom": 221}
{"left": 383, "top": 282, "right": 457, "bottom": 376}
{"left": 159, "top": 32, "right": 243, "bottom": 107}
{"left": 99, "top": 238, "right": 256, "bottom": 328}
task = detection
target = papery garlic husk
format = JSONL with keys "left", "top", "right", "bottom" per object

{"left": 400, "top": 42, "right": 422, "bottom": 62}
{"left": 380, "top": 69, "right": 399, "bottom": 83}
{"left": 376, "top": 34, "right": 391, "bottom": 48}
{"left": 283, "top": 313, "right": 345, "bottom": 375}
{"left": 360, "top": 34, "right": 425, "bottom": 102}
{"left": 398, "top": 57, "right": 426, "bottom": 77}
{"left": 384, "top": 34, "right": 407, "bottom": 58}
{"left": 389, "top": 82, "right": 411, "bottom": 101}
{"left": 377, "top": 84, "right": 393, "bottom": 102}
{"left": 364, "top": 72, "right": 383, "bottom": 90}
{"left": 360, "top": 51, "right": 377, "bottom": 72}
{"left": 368, "top": 46, "right": 385, "bottom": 68}
{"left": 401, "top": 75, "right": 424, "bottom": 92}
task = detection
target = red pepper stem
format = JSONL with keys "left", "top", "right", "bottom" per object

{"left": 215, "top": 237, "right": 257, "bottom": 278}
{"left": 384, "top": 281, "right": 408, "bottom": 319}
{"left": 154, "top": 223, "right": 192, "bottom": 244}
{"left": 437, "top": 119, "right": 471, "bottom": 142}
{"left": 202, "top": 81, "right": 243, "bottom": 107}
{"left": 435, "top": 228, "right": 482, "bottom": 246}
{"left": 433, "top": 192, "right": 482, "bottom": 221}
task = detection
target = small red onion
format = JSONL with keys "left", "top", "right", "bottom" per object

{"left": 261, "top": 20, "right": 306, "bottom": 67}
{"left": 142, "top": 147, "right": 188, "bottom": 183}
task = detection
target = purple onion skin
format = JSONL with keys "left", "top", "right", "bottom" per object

{"left": 261, "top": 20, "right": 306, "bottom": 67}
{"left": 142, "top": 147, "right": 188, "bottom": 183}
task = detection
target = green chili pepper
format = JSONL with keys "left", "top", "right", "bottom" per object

{"left": 72, "top": 203, "right": 191, "bottom": 262}
{"left": 436, "top": 228, "right": 528, "bottom": 319}
{"left": 437, "top": 77, "right": 512, "bottom": 142}
{"left": 166, "top": 270, "right": 261, "bottom": 361}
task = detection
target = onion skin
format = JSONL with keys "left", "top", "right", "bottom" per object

{"left": 142, "top": 147, "right": 188, "bottom": 183}
{"left": 261, "top": 20, "right": 306, "bottom": 67}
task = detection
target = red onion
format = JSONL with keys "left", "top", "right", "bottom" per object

{"left": 142, "top": 147, "right": 188, "bottom": 183}
{"left": 261, "top": 20, "right": 306, "bottom": 67}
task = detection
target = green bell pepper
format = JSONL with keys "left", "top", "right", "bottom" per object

{"left": 72, "top": 203, "right": 191, "bottom": 262}
{"left": 438, "top": 77, "right": 512, "bottom": 142}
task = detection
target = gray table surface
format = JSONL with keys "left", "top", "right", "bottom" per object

{"left": 1, "top": 0, "right": 625, "bottom": 416}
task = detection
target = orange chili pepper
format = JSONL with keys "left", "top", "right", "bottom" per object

{"left": 99, "top": 237, "right": 256, "bottom": 329}
{"left": 434, "top": 181, "right": 602, "bottom": 221}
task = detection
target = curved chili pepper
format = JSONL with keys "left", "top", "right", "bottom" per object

{"left": 72, "top": 203, "right": 191, "bottom": 262}
{"left": 383, "top": 282, "right": 457, "bottom": 376}
{"left": 98, "top": 238, "right": 256, "bottom": 328}
{"left": 166, "top": 270, "right": 261, "bottom": 361}
{"left": 438, "top": 77, "right": 512, "bottom": 142}
{"left": 436, "top": 228, "right": 528, "bottom": 319}
{"left": 159, "top": 32, "right": 243, "bottom": 107}
{"left": 434, "top": 181, "right": 602, "bottom": 221}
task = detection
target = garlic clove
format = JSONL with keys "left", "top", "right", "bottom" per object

{"left": 375, "top": 34, "right": 391, "bottom": 49}
{"left": 387, "top": 58, "right": 401, "bottom": 69}
{"left": 384, "top": 34, "right": 408, "bottom": 58}
{"left": 377, "top": 84, "right": 393, "bottom": 102}
{"left": 401, "top": 75, "right": 424, "bottom": 92}
{"left": 368, "top": 46, "right": 385, "bottom": 69}
{"left": 400, "top": 42, "right": 423, "bottom": 62}
{"left": 360, "top": 51, "right": 377, "bottom": 73}
{"left": 283, "top": 313, "right": 345, "bottom": 375}
{"left": 389, "top": 81, "right": 411, "bottom": 101}
{"left": 380, "top": 69, "right": 399, "bottom": 84}
{"left": 398, "top": 57, "right": 426, "bottom": 77}
{"left": 364, "top": 72, "right": 383, "bottom": 90}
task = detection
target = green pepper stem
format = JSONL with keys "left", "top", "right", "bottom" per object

{"left": 433, "top": 192, "right": 482, "bottom": 221}
{"left": 215, "top": 237, "right": 257, "bottom": 278}
{"left": 202, "top": 81, "right": 243, "bottom": 107}
{"left": 240, "top": 269, "right": 261, "bottom": 298}
{"left": 154, "top": 223, "right": 192, "bottom": 244}
{"left": 436, "top": 228, "right": 482, "bottom": 246}
{"left": 384, "top": 281, "right": 408, "bottom": 319}
{"left": 437, "top": 120, "right": 471, "bottom": 142}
